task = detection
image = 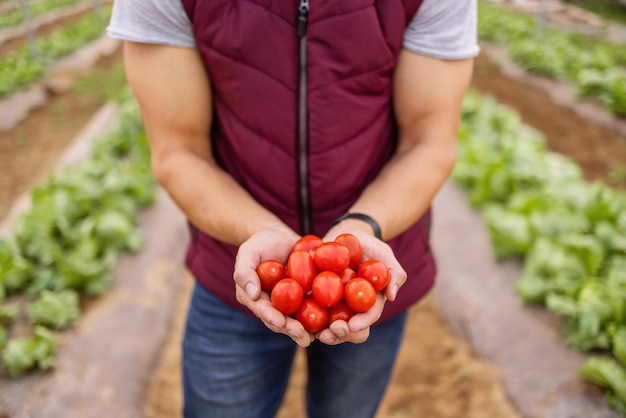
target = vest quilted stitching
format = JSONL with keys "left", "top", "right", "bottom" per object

{"left": 181, "top": 0, "right": 435, "bottom": 322}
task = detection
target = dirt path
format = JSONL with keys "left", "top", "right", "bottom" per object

{"left": 0, "top": 1, "right": 112, "bottom": 54}
{"left": 0, "top": 45, "right": 122, "bottom": 221}
{"left": 471, "top": 52, "right": 626, "bottom": 185}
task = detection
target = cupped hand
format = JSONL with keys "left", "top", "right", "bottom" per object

{"left": 317, "top": 226, "right": 407, "bottom": 345}
{"left": 233, "top": 225, "right": 314, "bottom": 347}
{"left": 316, "top": 291, "right": 386, "bottom": 345}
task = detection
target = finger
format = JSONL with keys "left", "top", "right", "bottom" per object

{"left": 385, "top": 263, "right": 406, "bottom": 301}
{"left": 318, "top": 326, "right": 370, "bottom": 345}
{"left": 344, "top": 327, "right": 370, "bottom": 344}
{"left": 348, "top": 293, "right": 385, "bottom": 332}
{"left": 317, "top": 320, "right": 350, "bottom": 344}
{"left": 233, "top": 254, "right": 262, "bottom": 300}
{"left": 235, "top": 286, "right": 285, "bottom": 328}
{"left": 284, "top": 317, "right": 314, "bottom": 348}
{"left": 372, "top": 245, "right": 406, "bottom": 302}
{"left": 236, "top": 287, "right": 313, "bottom": 347}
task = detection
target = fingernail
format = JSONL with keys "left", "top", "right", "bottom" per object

{"left": 390, "top": 284, "right": 399, "bottom": 300}
{"left": 335, "top": 329, "right": 346, "bottom": 338}
{"left": 245, "top": 282, "right": 258, "bottom": 298}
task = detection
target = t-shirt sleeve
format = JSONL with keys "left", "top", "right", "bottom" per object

{"left": 106, "top": 0, "right": 196, "bottom": 49}
{"left": 403, "top": 0, "right": 479, "bottom": 60}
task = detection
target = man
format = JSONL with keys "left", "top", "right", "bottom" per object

{"left": 108, "top": 1, "right": 478, "bottom": 417}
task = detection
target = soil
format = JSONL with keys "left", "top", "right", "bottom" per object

{"left": 0, "top": 46, "right": 123, "bottom": 221}
{"left": 0, "top": 7, "right": 98, "bottom": 55}
{"left": 3, "top": 20, "right": 626, "bottom": 418}
{"left": 471, "top": 53, "right": 626, "bottom": 185}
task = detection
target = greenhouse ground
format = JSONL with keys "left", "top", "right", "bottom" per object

{"left": 2, "top": 18, "right": 626, "bottom": 418}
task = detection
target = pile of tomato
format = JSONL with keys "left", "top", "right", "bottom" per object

{"left": 255, "top": 233, "right": 390, "bottom": 333}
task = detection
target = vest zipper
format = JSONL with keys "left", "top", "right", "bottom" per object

{"left": 296, "top": 0, "right": 311, "bottom": 235}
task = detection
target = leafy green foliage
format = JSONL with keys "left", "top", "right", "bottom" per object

{"left": 563, "top": 0, "right": 626, "bottom": 26}
{"left": 0, "top": 8, "right": 112, "bottom": 98}
{"left": 0, "top": 53, "right": 45, "bottom": 98}
{"left": 2, "top": 327, "right": 55, "bottom": 377}
{"left": 0, "top": 0, "right": 83, "bottom": 29}
{"left": 458, "top": 90, "right": 626, "bottom": 414}
{"left": 0, "top": 326, "right": 6, "bottom": 349}
{"left": 0, "top": 304, "right": 19, "bottom": 324}
{"left": 27, "top": 290, "right": 80, "bottom": 329}
{"left": 0, "top": 93, "right": 155, "bottom": 376}
{"left": 580, "top": 357, "right": 626, "bottom": 413}
{"left": 478, "top": 0, "right": 626, "bottom": 115}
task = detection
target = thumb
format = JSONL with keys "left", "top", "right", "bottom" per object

{"left": 234, "top": 252, "right": 262, "bottom": 300}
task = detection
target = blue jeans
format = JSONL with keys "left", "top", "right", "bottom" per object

{"left": 182, "top": 283, "right": 407, "bottom": 418}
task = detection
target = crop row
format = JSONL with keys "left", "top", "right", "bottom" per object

{"left": 456, "top": 89, "right": 626, "bottom": 415}
{"left": 479, "top": 0, "right": 626, "bottom": 116}
{"left": 0, "top": 91, "right": 156, "bottom": 377}
{"left": 0, "top": 0, "right": 85, "bottom": 29}
{"left": 0, "top": 6, "right": 111, "bottom": 99}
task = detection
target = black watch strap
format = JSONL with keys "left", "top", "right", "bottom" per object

{"left": 331, "top": 212, "right": 383, "bottom": 240}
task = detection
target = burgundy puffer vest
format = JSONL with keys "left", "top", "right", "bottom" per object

{"left": 180, "top": 0, "right": 435, "bottom": 322}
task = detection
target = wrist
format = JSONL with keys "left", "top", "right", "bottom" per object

{"left": 331, "top": 212, "right": 383, "bottom": 240}
{"left": 243, "top": 217, "right": 293, "bottom": 242}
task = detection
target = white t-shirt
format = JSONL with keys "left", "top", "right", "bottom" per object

{"left": 107, "top": 0, "right": 479, "bottom": 60}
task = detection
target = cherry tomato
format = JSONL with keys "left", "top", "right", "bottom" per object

{"left": 357, "top": 259, "right": 390, "bottom": 291}
{"left": 328, "top": 300, "right": 355, "bottom": 324}
{"left": 287, "top": 250, "right": 317, "bottom": 293}
{"left": 334, "top": 233, "right": 363, "bottom": 269}
{"left": 312, "top": 271, "right": 344, "bottom": 308}
{"left": 291, "top": 234, "right": 323, "bottom": 254}
{"left": 256, "top": 259, "right": 285, "bottom": 292}
{"left": 313, "top": 242, "right": 350, "bottom": 274}
{"left": 270, "top": 278, "right": 304, "bottom": 315}
{"left": 296, "top": 299, "right": 329, "bottom": 333}
{"left": 339, "top": 267, "right": 356, "bottom": 284}
{"left": 344, "top": 277, "right": 376, "bottom": 313}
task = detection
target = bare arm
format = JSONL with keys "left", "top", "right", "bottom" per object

{"left": 123, "top": 41, "right": 292, "bottom": 246}
{"left": 331, "top": 50, "right": 473, "bottom": 242}
{"left": 124, "top": 42, "right": 312, "bottom": 346}
{"left": 318, "top": 50, "right": 473, "bottom": 345}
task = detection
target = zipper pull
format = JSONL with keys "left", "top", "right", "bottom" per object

{"left": 297, "top": 0, "right": 310, "bottom": 38}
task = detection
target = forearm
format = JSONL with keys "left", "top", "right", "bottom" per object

{"left": 152, "top": 144, "right": 288, "bottom": 246}
{"left": 336, "top": 52, "right": 472, "bottom": 241}
{"left": 123, "top": 42, "right": 290, "bottom": 246}
{"left": 346, "top": 126, "right": 457, "bottom": 241}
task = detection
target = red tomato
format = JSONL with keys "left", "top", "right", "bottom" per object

{"left": 339, "top": 267, "right": 356, "bottom": 284}
{"left": 313, "top": 242, "right": 350, "bottom": 274}
{"left": 328, "top": 300, "right": 355, "bottom": 324}
{"left": 287, "top": 250, "right": 317, "bottom": 293}
{"left": 312, "top": 271, "right": 344, "bottom": 308}
{"left": 344, "top": 278, "right": 376, "bottom": 313}
{"left": 357, "top": 259, "right": 390, "bottom": 291}
{"left": 256, "top": 259, "right": 285, "bottom": 292}
{"left": 271, "top": 278, "right": 304, "bottom": 315}
{"left": 334, "top": 233, "right": 363, "bottom": 269}
{"left": 296, "top": 299, "right": 329, "bottom": 333}
{"left": 291, "top": 234, "right": 323, "bottom": 254}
